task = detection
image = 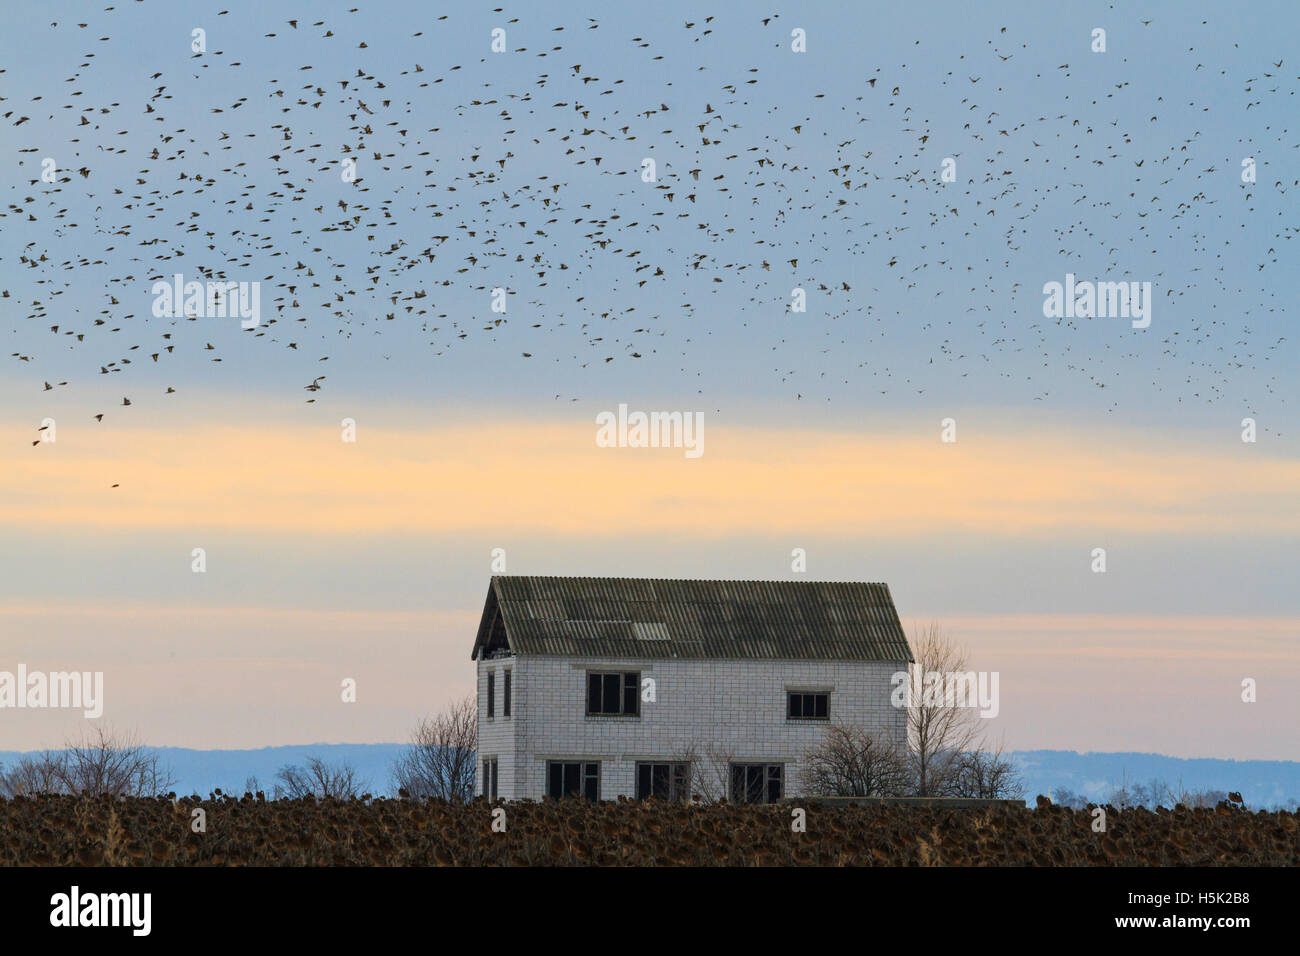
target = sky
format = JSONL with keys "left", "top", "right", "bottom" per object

{"left": 1, "top": 0, "right": 1296, "bottom": 758}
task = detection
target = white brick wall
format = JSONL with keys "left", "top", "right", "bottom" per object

{"left": 475, "top": 655, "right": 907, "bottom": 800}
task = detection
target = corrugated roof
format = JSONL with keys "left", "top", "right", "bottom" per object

{"left": 471, "top": 576, "right": 913, "bottom": 662}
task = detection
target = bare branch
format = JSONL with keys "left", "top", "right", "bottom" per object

{"left": 801, "top": 725, "right": 910, "bottom": 797}
{"left": 391, "top": 695, "right": 478, "bottom": 802}
{"left": 273, "top": 756, "right": 366, "bottom": 800}
{"left": 906, "top": 621, "right": 983, "bottom": 796}
{"left": 0, "top": 726, "right": 173, "bottom": 798}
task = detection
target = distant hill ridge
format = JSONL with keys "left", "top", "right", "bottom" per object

{"left": 1, "top": 745, "right": 1297, "bottom": 807}
{"left": 0, "top": 743, "right": 407, "bottom": 799}
{"left": 1012, "top": 750, "right": 1300, "bottom": 809}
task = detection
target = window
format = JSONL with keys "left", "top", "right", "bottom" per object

{"left": 636, "top": 762, "right": 690, "bottom": 802}
{"left": 547, "top": 761, "right": 599, "bottom": 800}
{"left": 787, "top": 691, "right": 829, "bottom": 720}
{"left": 482, "top": 758, "right": 498, "bottom": 799}
{"left": 586, "top": 671, "right": 639, "bottom": 716}
{"left": 486, "top": 671, "right": 495, "bottom": 719}
{"left": 503, "top": 670, "right": 512, "bottom": 717}
{"left": 731, "top": 764, "right": 783, "bottom": 804}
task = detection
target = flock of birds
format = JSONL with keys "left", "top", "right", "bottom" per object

{"left": 4, "top": 7, "right": 1295, "bottom": 449}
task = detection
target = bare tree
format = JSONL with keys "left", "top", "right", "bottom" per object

{"left": 1105, "top": 770, "right": 1180, "bottom": 810}
{"left": 1049, "top": 786, "right": 1090, "bottom": 810}
{"left": 1179, "top": 788, "right": 1229, "bottom": 809}
{"left": 661, "top": 745, "right": 700, "bottom": 804}
{"left": 60, "top": 727, "right": 174, "bottom": 797}
{"left": 1074, "top": 775, "right": 1228, "bottom": 811}
{"left": 802, "top": 725, "right": 910, "bottom": 797}
{"left": 1107, "top": 770, "right": 1136, "bottom": 810}
{"left": 273, "top": 756, "right": 365, "bottom": 800}
{"left": 905, "top": 622, "right": 986, "bottom": 796}
{"left": 674, "top": 741, "right": 735, "bottom": 804}
{"left": 0, "top": 751, "right": 64, "bottom": 797}
{"left": 391, "top": 695, "right": 477, "bottom": 802}
{"left": 942, "top": 743, "right": 1023, "bottom": 800}
{"left": 0, "top": 727, "right": 172, "bottom": 798}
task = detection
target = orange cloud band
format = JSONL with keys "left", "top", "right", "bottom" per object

{"left": 4, "top": 420, "right": 1296, "bottom": 536}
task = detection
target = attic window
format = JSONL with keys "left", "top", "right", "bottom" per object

{"left": 788, "top": 692, "right": 829, "bottom": 720}
{"left": 632, "top": 622, "right": 670, "bottom": 641}
{"left": 587, "top": 671, "right": 640, "bottom": 716}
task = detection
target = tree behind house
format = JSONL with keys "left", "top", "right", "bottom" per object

{"left": 906, "top": 622, "right": 983, "bottom": 795}
{"left": 905, "top": 622, "right": 1022, "bottom": 799}
{"left": 391, "top": 695, "right": 477, "bottom": 802}
{"left": 801, "top": 725, "right": 910, "bottom": 797}
{"left": 941, "top": 745, "right": 1023, "bottom": 800}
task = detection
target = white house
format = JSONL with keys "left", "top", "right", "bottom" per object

{"left": 472, "top": 576, "right": 913, "bottom": 802}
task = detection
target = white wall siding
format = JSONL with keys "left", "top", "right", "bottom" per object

{"left": 477, "top": 655, "right": 906, "bottom": 800}
{"left": 476, "top": 658, "right": 519, "bottom": 798}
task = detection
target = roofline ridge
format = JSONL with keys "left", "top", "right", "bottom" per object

{"left": 489, "top": 574, "right": 890, "bottom": 586}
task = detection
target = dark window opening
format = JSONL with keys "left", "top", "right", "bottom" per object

{"left": 503, "top": 670, "right": 512, "bottom": 717}
{"left": 547, "top": 761, "right": 599, "bottom": 800}
{"left": 787, "top": 692, "right": 829, "bottom": 720}
{"left": 635, "top": 762, "right": 690, "bottom": 802}
{"left": 482, "top": 758, "right": 498, "bottom": 799}
{"left": 731, "top": 764, "right": 783, "bottom": 804}
{"left": 586, "top": 671, "right": 640, "bottom": 716}
{"left": 486, "top": 672, "right": 495, "bottom": 718}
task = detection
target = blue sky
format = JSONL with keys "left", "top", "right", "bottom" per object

{"left": 3, "top": 0, "right": 1294, "bottom": 417}
{"left": 1, "top": 0, "right": 1296, "bottom": 757}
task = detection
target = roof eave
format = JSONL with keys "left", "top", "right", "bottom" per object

{"left": 470, "top": 577, "right": 508, "bottom": 661}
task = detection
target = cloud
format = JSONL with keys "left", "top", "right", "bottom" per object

{"left": 4, "top": 418, "right": 1295, "bottom": 537}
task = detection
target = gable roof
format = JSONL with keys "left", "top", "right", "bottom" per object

{"left": 471, "top": 576, "right": 912, "bottom": 662}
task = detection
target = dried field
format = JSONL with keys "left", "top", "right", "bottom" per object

{"left": 2, "top": 796, "right": 1295, "bottom": 866}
